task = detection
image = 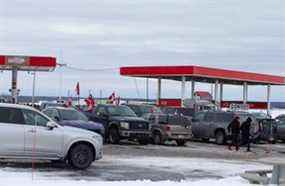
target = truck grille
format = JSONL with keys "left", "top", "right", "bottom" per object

{"left": 130, "top": 122, "right": 149, "bottom": 130}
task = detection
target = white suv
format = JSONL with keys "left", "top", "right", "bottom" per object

{"left": 0, "top": 103, "right": 103, "bottom": 169}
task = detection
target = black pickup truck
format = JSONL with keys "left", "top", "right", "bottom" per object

{"left": 83, "top": 104, "right": 150, "bottom": 145}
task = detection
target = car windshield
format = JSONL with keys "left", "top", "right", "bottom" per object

{"left": 107, "top": 106, "right": 137, "bottom": 117}
{"left": 45, "top": 103, "right": 63, "bottom": 108}
{"left": 277, "top": 115, "right": 285, "bottom": 121}
{"left": 60, "top": 109, "right": 88, "bottom": 122}
{"left": 158, "top": 115, "right": 189, "bottom": 125}
{"left": 161, "top": 108, "right": 194, "bottom": 117}
{"left": 140, "top": 106, "right": 161, "bottom": 114}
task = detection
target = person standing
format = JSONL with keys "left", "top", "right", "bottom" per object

{"left": 85, "top": 94, "right": 96, "bottom": 112}
{"left": 241, "top": 117, "right": 252, "bottom": 152}
{"left": 227, "top": 116, "right": 241, "bottom": 151}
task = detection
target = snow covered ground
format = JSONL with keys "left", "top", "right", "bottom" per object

{"left": 0, "top": 156, "right": 272, "bottom": 186}
{"left": 0, "top": 176, "right": 259, "bottom": 186}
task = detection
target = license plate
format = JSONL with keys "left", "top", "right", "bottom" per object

{"left": 178, "top": 135, "right": 184, "bottom": 139}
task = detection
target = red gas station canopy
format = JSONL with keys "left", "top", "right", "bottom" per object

{"left": 0, "top": 55, "right": 57, "bottom": 71}
{"left": 120, "top": 65, "right": 285, "bottom": 85}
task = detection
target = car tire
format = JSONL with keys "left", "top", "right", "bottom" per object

{"left": 176, "top": 140, "right": 186, "bottom": 146}
{"left": 153, "top": 132, "right": 163, "bottom": 145}
{"left": 138, "top": 139, "right": 149, "bottom": 145}
{"left": 69, "top": 144, "right": 94, "bottom": 170}
{"left": 215, "top": 130, "right": 225, "bottom": 145}
{"left": 109, "top": 127, "right": 120, "bottom": 144}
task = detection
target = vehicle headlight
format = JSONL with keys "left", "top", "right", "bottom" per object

{"left": 120, "top": 122, "right": 130, "bottom": 129}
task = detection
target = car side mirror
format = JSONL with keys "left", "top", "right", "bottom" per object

{"left": 54, "top": 116, "right": 60, "bottom": 122}
{"left": 47, "top": 121, "right": 57, "bottom": 129}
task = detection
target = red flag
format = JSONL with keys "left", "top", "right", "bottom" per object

{"left": 75, "top": 82, "right": 80, "bottom": 96}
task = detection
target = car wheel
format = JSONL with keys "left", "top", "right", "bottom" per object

{"left": 69, "top": 144, "right": 94, "bottom": 170}
{"left": 153, "top": 132, "right": 163, "bottom": 145}
{"left": 215, "top": 130, "right": 225, "bottom": 145}
{"left": 138, "top": 139, "right": 149, "bottom": 145}
{"left": 109, "top": 127, "right": 120, "bottom": 144}
{"left": 176, "top": 140, "right": 186, "bottom": 146}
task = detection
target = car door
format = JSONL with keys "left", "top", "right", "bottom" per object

{"left": 22, "top": 109, "right": 64, "bottom": 159}
{"left": 191, "top": 112, "right": 206, "bottom": 138}
{"left": 277, "top": 121, "right": 285, "bottom": 140}
{"left": 199, "top": 112, "right": 215, "bottom": 138}
{"left": 0, "top": 107, "right": 25, "bottom": 157}
{"left": 95, "top": 106, "right": 109, "bottom": 127}
{"left": 88, "top": 106, "right": 104, "bottom": 122}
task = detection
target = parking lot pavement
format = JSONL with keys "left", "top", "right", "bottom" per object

{"left": 0, "top": 141, "right": 283, "bottom": 182}
{"left": 104, "top": 141, "right": 285, "bottom": 160}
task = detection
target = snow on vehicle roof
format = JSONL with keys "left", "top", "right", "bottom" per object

{"left": 0, "top": 103, "right": 36, "bottom": 110}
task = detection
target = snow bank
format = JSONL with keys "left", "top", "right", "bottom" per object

{"left": 0, "top": 157, "right": 271, "bottom": 186}
{"left": 112, "top": 156, "right": 270, "bottom": 178}
{"left": 0, "top": 172, "right": 255, "bottom": 186}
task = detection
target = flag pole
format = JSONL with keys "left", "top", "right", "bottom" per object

{"left": 76, "top": 82, "right": 80, "bottom": 109}
{"left": 78, "top": 93, "right": 80, "bottom": 109}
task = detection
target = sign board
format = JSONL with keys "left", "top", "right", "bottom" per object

{"left": 229, "top": 103, "right": 249, "bottom": 111}
{"left": 221, "top": 101, "right": 268, "bottom": 110}
{"left": 0, "top": 55, "right": 56, "bottom": 71}
{"left": 7, "top": 56, "right": 28, "bottom": 66}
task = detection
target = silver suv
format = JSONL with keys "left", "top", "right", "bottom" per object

{"left": 0, "top": 103, "right": 103, "bottom": 169}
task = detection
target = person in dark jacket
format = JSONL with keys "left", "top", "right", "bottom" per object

{"left": 227, "top": 116, "right": 241, "bottom": 151}
{"left": 241, "top": 117, "right": 252, "bottom": 152}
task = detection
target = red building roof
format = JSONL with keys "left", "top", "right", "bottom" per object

{"left": 120, "top": 65, "right": 285, "bottom": 85}
{"left": 0, "top": 55, "right": 56, "bottom": 71}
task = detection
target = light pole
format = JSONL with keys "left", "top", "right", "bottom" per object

{"left": 57, "top": 63, "right": 67, "bottom": 100}
{"left": 32, "top": 71, "right": 36, "bottom": 107}
{"left": 146, "top": 78, "right": 149, "bottom": 102}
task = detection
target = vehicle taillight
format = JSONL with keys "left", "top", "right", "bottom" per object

{"left": 164, "top": 125, "right": 171, "bottom": 131}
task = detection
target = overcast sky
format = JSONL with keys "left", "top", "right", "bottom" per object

{"left": 0, "top": 0, "right": 284, "bottom": 101}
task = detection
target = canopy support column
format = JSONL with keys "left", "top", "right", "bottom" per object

{"left": 32, "top": 72, "right": 36, "bottom": 107}
{"left": 157, "top": 78, "right": 161, "bottom": 105}
{"left": 220, "top": 83, "right": 223, "bottom": 109}
{"left": 11, "top": 68, "right": 18, "bottom": 104}
{"left": 191, "top": 80, "right": 195, "bottom": 99}
{"left": 243, "top": 82, "right": 248, "bottom": 104}
{"left": 181, "top": 76, "right": 186, "bottom": 107}
{"left": 214, "top": 80, "right": 219, "bottom": 106}
{"left": 146, "top": 78, "right": 149, "bottom": 102}
{"left": 267, "top": 85, "right": 271, "bottom": 116}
